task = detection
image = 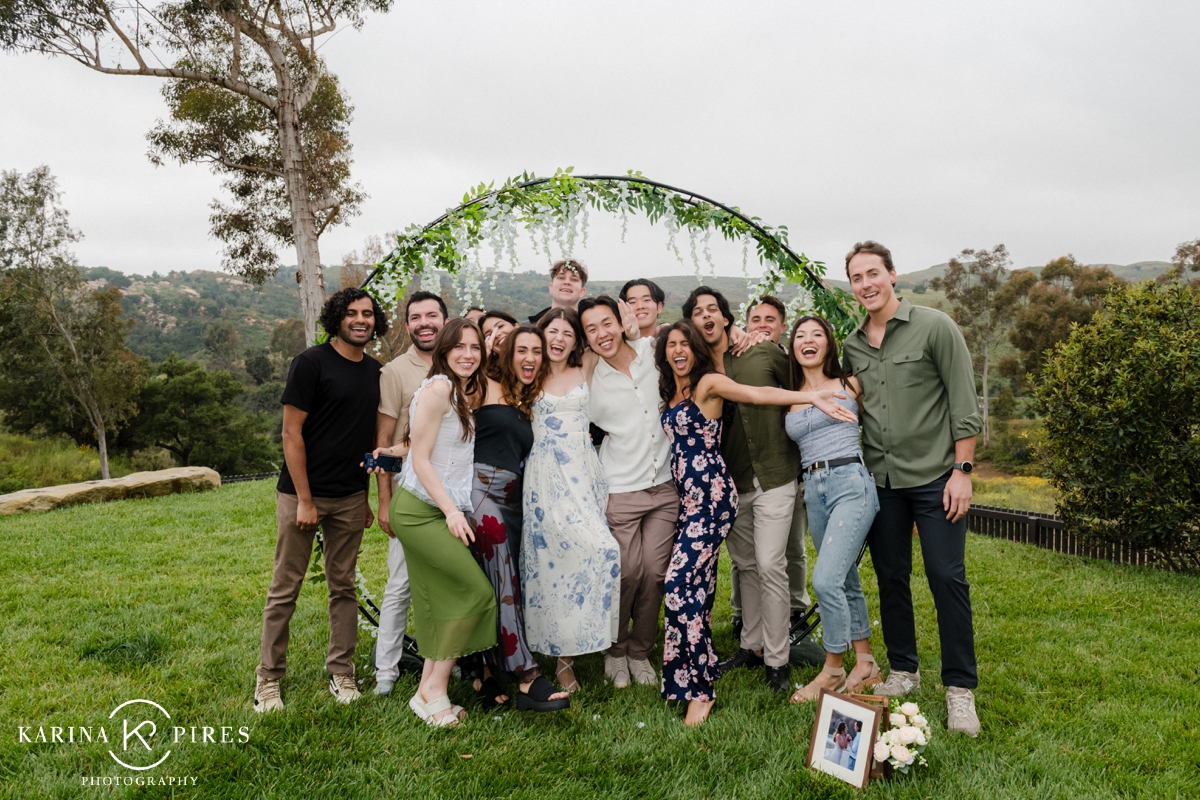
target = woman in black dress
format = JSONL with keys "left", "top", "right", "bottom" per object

{"left": 468, "top": 325, "right": 571, "bottom": 713}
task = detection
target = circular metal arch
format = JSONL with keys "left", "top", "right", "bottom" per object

{"left": 361, "top": 173, "right": 848, "bottom": 325}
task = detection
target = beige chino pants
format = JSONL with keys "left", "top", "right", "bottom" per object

{"left": 725, "top": 480, "right": 796, "bottom": 667}
{"left": 604, "top": 481, "right": 680, "bottom": 661}
{"left": 731, "top": 481, "right": 811, "bottom": 614}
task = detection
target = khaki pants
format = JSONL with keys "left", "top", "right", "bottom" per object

{"left": 257, "top": 491, "right": 366, "bottom": 680}
{"left": 605, "top": 481, "right": 680, "bottom": 661}
{"left": 731, "top": 481, "right": 811, "bottom": 614}
{"left": 726, "top": 480, "right": 796, "bottom": 667}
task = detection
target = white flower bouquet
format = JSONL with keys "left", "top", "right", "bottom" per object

{"left": 872, "top": 701, "right": 932, "bottom": 774}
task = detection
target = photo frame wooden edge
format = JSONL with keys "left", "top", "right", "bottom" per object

{"left": 805, "top": 688, "right": 886, "bottom": 791}
{"left": 850, "top": 694, "right": 891, "bottom": 780}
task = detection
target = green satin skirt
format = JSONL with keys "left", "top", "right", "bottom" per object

{"left": 391, "top": 488, "right": 497, "bottom": 660}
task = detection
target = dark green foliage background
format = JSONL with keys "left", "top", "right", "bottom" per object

{"left": 1036, "top": 281, "right": 1200, "bottom": 570}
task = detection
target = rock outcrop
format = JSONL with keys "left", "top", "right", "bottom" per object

{"left": 0, "top": 467, "right": 221, "bottom": 515}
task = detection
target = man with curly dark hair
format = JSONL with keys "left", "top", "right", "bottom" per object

{"left": 254, "top": 287, "right": 384, "bottom": 713}
{"left": 318, "top": 287, "right": 389, "bottom": 342}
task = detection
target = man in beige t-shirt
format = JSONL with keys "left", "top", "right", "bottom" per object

{"left": 372, "top": 290, "right": 445, "bottom": 694}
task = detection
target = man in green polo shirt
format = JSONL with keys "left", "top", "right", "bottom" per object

{"left": 684, "top": 286, "right": 799, "bottom": 694}
{"left": 841, "top": 240, "right": 982, "bottom": 737}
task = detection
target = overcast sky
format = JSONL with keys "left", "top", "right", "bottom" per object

{"left": 4, "top": 0, "right": 1199, "bottom": 281}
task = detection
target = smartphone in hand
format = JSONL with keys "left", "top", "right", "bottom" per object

{"left": 364, "top": 453, "right": 405, "bottom": 473}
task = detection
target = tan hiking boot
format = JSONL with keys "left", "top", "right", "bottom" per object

{"left": 627, "top": 658, "right": 657, "bottom": 686}
{"left": 253, "top": 676, "right": 283, "bottom": 713}
{"left": 329, "top": 673, "right": 361, "bottom": 704}
{"left": 605, "top": 653, "right": 630, "bottom": 688}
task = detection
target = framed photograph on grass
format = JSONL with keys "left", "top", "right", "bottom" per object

{"left": 806, "top": 689, "right": 885, "bottom": 790}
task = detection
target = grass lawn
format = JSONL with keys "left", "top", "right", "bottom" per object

{"left": 1, "top": 480, "right": 1197, "bottom": 799}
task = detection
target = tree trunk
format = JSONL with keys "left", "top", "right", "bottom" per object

{"left": 275, "top": 71, "right": 326, "bottom": 346}
{"left": 96, "top": 423, "right": 111, "bottom": 480}
{"left": 981, "top": 346, "right": 991, "bottom": 447}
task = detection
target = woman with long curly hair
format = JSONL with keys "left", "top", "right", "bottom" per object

{"left": 369, "top": 319, "right": 495, "bottom": 728}
{"left": 654, "top": 320, "right": 856, "bottom": 726}
{"left": 465, "top": 325, "right": 570, "bottom": 713}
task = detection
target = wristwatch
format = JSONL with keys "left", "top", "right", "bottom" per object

{"left": 954, "top": 461, "right": 974, "bottom": 474}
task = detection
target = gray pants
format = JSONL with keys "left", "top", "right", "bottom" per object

{"left": 375, "top": 474, "right": 412, "bottom": 682}
{"left": 731, "top": 481, "right": 811, "bottom": 616}
{"left": 725, "top": 480, "right": 796, "bottom": 668}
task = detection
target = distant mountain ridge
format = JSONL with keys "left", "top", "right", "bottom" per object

{"left": 84, "top": 259, "right": 1171, "bottom": 363}
{"left": 829, "top": 260, "right": 1172, "bottom": 291}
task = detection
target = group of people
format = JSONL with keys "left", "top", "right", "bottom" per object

{"left": 251, "top": 240, "right": 984, "bottom": 736}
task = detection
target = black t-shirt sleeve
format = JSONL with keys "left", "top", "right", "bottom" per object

{"left": 280, "top": 352, "right": 319, "bottom": 411}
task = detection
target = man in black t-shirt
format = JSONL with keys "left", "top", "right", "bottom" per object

{"left": 253, "top": 288, "right": 385, "bottom": 713}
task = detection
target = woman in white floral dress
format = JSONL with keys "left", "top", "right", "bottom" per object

{"left": 522, "top": 308, "right": 621, "bottom": 692}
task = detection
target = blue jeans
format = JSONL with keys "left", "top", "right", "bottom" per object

{"left": 804, "top": 462, "right": 879, "bottom": 654}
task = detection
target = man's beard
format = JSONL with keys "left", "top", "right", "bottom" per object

{"left": 410, "top": 326, "right": 438, "bottom": 351}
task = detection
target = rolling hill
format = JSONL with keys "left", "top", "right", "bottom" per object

{"left": 84, "top": 258, "right": 1171, "bottom": 364}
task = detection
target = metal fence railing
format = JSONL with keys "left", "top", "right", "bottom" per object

{"left": 966, "top": 504, "right": 1167, "bottom": 570}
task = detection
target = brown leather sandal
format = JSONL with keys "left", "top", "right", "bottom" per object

{"left": 844, "top": 653, "right": 882, "bottom": 693}
{"left": 790, "top": 666, "right": 847, "bottom": 704}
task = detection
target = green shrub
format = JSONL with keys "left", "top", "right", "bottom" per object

{"left": 0, "top": 432, "right": 133, "bottom": 492}
{"left": 1035, "top": 281, "right": 1200, "bottom": 571}
{"left": 977, "top": 419, "right": 1045, "bottom": 475}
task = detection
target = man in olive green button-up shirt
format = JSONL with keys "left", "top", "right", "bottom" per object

{"left": 842, "top": 241, "right": 983, "bottom": 738}
{"left": 842, "top": 298, "right": 982, "bottom": 488}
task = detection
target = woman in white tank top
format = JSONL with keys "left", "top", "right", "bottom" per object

{"left": 371, "top": 319, "right": 497, "bottom": 728}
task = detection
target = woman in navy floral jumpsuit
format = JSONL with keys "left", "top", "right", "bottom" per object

{"left": 654, "top": 320, "right": 860, "bottom": 726}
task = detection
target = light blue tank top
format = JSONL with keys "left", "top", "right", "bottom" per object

{"left": 784, "top": 394, "right": 862, "bottom": 470}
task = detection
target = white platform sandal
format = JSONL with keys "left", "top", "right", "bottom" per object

{"left": 423, "top": 694, "right": 462, "bottom": 728}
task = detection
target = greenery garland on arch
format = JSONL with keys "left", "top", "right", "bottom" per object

{"left": 362, "top": 168, "right": 861, "bottom": 337}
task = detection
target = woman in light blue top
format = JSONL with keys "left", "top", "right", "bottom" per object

{"left": 785, "top": 315, "right": 882, "bottom": 704}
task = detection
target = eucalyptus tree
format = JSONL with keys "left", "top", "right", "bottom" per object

{"left": 0, "top": 166, "right": 144, "bottom": 479}
{"left": 1, "top": 0, "right": 392, "bottom": 342}
{"left": 931, "top": 244, "right": 1029, "bottom": 446}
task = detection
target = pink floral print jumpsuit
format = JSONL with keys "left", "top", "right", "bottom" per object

{"left": 660, "top": 400, "right": 739, "bottom": 701}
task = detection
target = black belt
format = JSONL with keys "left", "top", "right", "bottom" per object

{"left": 805, "top": 455, "right": 863, "bottom": 473}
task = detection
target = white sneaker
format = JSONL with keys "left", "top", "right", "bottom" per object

{"left": 873, "top": 669, "right": 920, "bottom": 697}
{"left": 946, "top": 687, "right": 981, "bottom": 737}
{"left": 253, "top": 676, "right": 283, "bottom": 713}
{"left": 627, "top": 658, "right": 657, "bottom": 686}
{"left": 329, "top": 673, "right": 361, "bottom": 704}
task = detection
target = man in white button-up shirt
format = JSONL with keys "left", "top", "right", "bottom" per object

{"left": 580, "top": 295, "right": 680, "bottom": 690}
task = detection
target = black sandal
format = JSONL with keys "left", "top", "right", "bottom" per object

{"left": 516, "top": 675, "right": 571, "bottom": 712}
{"left": 474, "top": 676, "right": 507, "bottom": 710}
